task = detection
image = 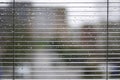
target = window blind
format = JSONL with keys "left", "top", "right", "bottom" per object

{"left": 0, "top": 0, "right": 120, "bottom": 80}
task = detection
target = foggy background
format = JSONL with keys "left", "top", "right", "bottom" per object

{"left": 0, "top": 0, "right": 120, "bottom": 80}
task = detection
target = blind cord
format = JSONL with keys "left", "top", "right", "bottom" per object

{"left": 106, "top": 0, "right": 109, "bottom": 80}
{"left": 13, "top": 0, "right": 15, "bottom": 80}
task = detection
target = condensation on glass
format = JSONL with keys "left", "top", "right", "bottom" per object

{"left": 0, "top": 0, "right": 120, "bottom": 80}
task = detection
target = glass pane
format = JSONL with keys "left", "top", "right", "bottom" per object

{"left": 3, "top": 0, "right": 119, "bottom": 80}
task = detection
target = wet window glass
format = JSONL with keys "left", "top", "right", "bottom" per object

{"left": 0, "top": 0, "right": 120, "bottom": 80}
